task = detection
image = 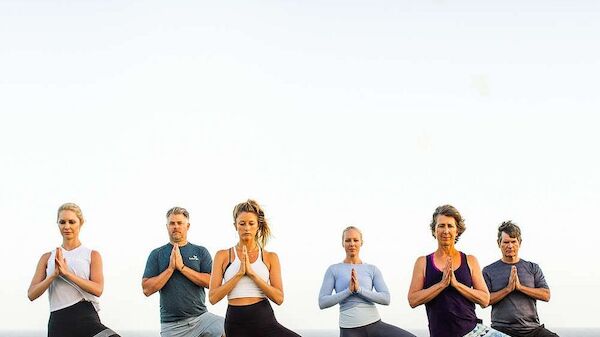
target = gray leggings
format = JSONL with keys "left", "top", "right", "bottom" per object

{"left": 340, "top": 320, "right": 416, "bottom": 337}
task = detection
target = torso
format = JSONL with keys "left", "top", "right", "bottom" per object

{"left": 424, "top": 251, "right": 477, "bottom": 337}
{"left": 46, "top": 245, "right": 99, "bottom": 312}
{"left": 222, "top": 246, "right": 270, "bottom": 306}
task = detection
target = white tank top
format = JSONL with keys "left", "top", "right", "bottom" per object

{"left": 46, "top": 245, "right": 100, "bottom": 312}
{"left": 223, "top": 247, "right": 270, "bottom": 300}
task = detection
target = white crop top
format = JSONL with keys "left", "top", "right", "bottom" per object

{"left": 222, "top": 247, "right": 270, "bottom": 300}
{"left": 46, "top": 245, "right": 100, "bottom": 312}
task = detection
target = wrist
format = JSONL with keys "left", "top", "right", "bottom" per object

{"left": 180, "top": 265, "right": 186, "bottom": 272}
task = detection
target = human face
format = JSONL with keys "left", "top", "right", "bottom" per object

{"left": 57, "top": 210, "right": 82, "bottom": 240}
{"left": 167, "top": 213, "right": 189, "bottom": 244}
{"left": 235, "top": 212, "right": 259, "bottom": 243}
{"left": 499, "top": 232, "right": 520, "bottom": 260}
{"left": 342, "top": 229, "right": 362, "bottom": 258}
{"left": 435, "top": 215, "right": 457, "bottom": 246}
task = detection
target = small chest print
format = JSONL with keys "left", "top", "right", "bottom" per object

{"left": 188, "top": 255, "right": 199, "bottom": 261}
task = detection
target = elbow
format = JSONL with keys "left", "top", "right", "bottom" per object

{"left": 407, "top": 295, "right": 419, "bottom": 308}
{"left": 27, "top": 291, "right": 36, "bottom": 302}
{"left": 95, "top": 287, "right": 104, "bottom": 297}
{"left": 542, "top": 292, "right": 551, "bottom": 302}
{"left": 142, "top": 285, "right": 155, "bottom": 297}
{"left": 208, "top": 292, "right": 219, "bottom": 305}
{"left": 480, "top": 296, "right": 490, "bottom": 308}
{"left": 273, "top": 294, "right": 284, "bottom": 306}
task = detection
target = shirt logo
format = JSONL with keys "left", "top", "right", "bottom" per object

{"left": 189, "top": 255, "right": 199, "bottom": 261}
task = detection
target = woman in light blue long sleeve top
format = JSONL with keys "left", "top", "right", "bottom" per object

{"left": 318, "top": 226, "right": 415, "bottom": 337}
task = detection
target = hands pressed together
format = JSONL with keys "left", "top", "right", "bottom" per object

{"left": 51, "top": 248, "right": 69, "bottom": 280}
{"left": 236, "top": 245, "right": 257, "bottom": 279}
{"left": 168, "top": 244, "right": 185, "bottom": 271}
{"left": 349, "top": 268, "right": 360, "bottom": 293}
{"left": 440, "top": 257, "right": 459, "bottom": 289}
{"left": 506, "top": 265, "right": 521, "bottom": 292}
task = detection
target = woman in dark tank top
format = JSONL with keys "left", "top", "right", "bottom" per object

{"left": 407, "top": 205, "right": 509, "bottom": 337}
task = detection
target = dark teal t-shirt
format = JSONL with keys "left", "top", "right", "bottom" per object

{"left": 143, "top": 243, "right": 212, "bottom": 323}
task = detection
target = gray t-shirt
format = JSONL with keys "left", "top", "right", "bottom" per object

{"left": 482, "top": 259, "right": 549, "bottom": 334}
{"left": 143, "top": 243, "right": 212, "bottom": 323}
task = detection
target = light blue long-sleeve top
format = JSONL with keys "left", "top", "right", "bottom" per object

{"left": 318, "top": 263, "right": 391, "bottom": 328}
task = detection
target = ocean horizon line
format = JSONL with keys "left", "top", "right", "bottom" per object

{"left": 2, "top": 327, "right": 599, "bottom": 337}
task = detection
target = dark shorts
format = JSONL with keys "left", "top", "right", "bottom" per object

{"left": 339, "top": 320, "right": 416, "bottom": 337}
{"left": 494, "top": 324, "right": 559, "bottom": 337}
{"left": 48, "top": 301, "right": 120, "bottom": 337}
{"left": 225, "top": 300, "right": 301, "bottom": 337}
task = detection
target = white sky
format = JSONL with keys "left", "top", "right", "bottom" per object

{"left": 1, "top": 0, "right": 599, "bottom": 332}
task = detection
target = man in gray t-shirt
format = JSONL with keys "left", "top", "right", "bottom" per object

{"left": 483, "top": 221, "right": 558, "bottom": 337}
{"left": 142, "top": 207, "right": 224, "bottom": 337}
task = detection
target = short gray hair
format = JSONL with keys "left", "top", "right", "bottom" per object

{"left": 166, "top": 206, "right": 189, "bottom": 220}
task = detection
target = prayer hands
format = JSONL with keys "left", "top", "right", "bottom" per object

{"left": 242, "top": 245, "right": 256, "bottom": 277}
{"left": 236, "top": 245, "right": 255, "bottom": 277}
{"left": 441, "top": 257, "right": 453, "bottom": 288}
{"left": 507, "top": 265, "right": 520, "bottom": 292}
{"left": 349, "top": 268, "right": 360, "bottom": 293}
{"left": 54, "top": 247, "right": 69, "bottom": 277}
{"left": 173, "top": 244, "right": 184, "bottom": 271}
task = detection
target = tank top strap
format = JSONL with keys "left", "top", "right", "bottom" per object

{"left": 260, "top": 248, "right": 264, "bottom": 262}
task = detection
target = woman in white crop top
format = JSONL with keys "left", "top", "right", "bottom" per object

{"left": 209, "top": 199, "right": 301, "bottom": 337}
{"left": 27, "top": 203, "right": 120, "bottom": 337}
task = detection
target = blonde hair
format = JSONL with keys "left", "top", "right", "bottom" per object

{"left": 342, "top": 226, "right": 363, "bottom": 244}
{"left": 233, "top": 199, "right": 271, "bottom": 248}
{"left": 57, "top": 202, "right": 84, "bottom": 225}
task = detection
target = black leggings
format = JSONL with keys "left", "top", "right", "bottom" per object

{"left": 340, "top": 320, "right": 416, "bottom": 337}
{"left": 225, "top": 300, "right": 301, "bottom": 337}
{"left": 48, "top": 301, "right": 120, "bottom": 337}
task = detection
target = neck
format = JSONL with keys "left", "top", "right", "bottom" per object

{"left": 238, "top": 239, "right": 258, "bottom": 251}
{"left": 502, "top": 256, "right": 520, "bottom": 264}
{"left": 436, "top": 245, "right": 458, "bottom": 257}
{"left": 171, "top": 239, "right": 188, "bottom": 246}
{"left": 62, "top": 239, "right": 81, "bottom": 251}
{"left": 344, "top": 255, "right": 362, "bottom": 264}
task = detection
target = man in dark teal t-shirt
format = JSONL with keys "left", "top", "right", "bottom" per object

{"left": 142, "top": 207, "right": 224, "bottom": 337}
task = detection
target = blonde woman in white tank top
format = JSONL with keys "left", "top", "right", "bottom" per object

{"left": 27, "top": 203, "right": 119, "bottom": 337}
{"left": 209, "top": 199, "right": 301, "bottom": 337}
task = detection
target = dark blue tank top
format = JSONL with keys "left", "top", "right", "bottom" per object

{"left": 424, "top": 252, "right": 478, "bottom": 337}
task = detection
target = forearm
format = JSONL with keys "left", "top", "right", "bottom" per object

{"left": 453, "top": 282, "right": 489, "bottom": 307}
{"left": 408, "top": 282, "right": 446, "bottom": 308}
{"left": 489, "top": 287, "right": 512, "bottom": 305}
{"left": 209, "top": 274, "right": 242, "bottom": 304}
{"left": 356, "top": 287, "right": 390, "bottom": 305}
{"left": 181, "top": 267, "right": 210, "bottom": 288}
{"left": 518, "top": 285, "right": 550, "bottom": 302}
{"left": 250, "top": 274, "right": 284, "bottom": 305}
{"left": 319, "top": 288, "right": 352, "bottom": 309}
{"left": 142, "top": 268, "right": 174, "bottom": 296}
{"left": 63, "top": 272, "right": 103, "bottom": 297}
{"left": 28, "top": 276, "right": 55, "bottom": 301}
